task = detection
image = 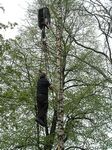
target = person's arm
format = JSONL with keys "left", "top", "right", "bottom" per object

{"left": 49, "top": 84, "right": 53, "bottom": 91}
{"left": 49, "top": 84, "right": 57, "bottom": 93}
{"left": 46, "top": 78, "right": 55, "bottom": 91}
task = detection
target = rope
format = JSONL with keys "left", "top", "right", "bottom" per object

{"left": 41, "top": 26, "right": 49, "bottom": 75}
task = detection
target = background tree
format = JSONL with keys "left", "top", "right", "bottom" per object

{"left": 0, "top": 0, "right": 112, "bottom": 149}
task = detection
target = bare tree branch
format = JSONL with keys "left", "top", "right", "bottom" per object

{"left": 65, "top": 27, "right": 110, "bottom": 61}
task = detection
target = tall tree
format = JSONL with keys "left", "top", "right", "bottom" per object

{"left": 1, "top": 0, "right": 112, "bottom": 150}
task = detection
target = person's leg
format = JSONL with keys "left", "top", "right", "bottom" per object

{"left": 42, "top": 101, "right": 48, "bottom": 126}
{"left": 39, "top": 95, "right": 48, "bottom": 122}
{"left": 37, "top": 94, "right": 48, "bottom": 126}
{"left": 37, "top": 95, "right": 46, "bottom": 126}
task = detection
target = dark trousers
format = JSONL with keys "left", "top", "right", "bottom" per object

{"left": 37, "top": 94, "right": 48, "bottom": 124}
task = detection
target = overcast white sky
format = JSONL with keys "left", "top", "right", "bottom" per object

{"left": 0, "top": 0, "right": 31, "bottom": 38}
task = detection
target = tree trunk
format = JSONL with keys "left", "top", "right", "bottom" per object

{"left": 56, "top": 2, "right": 64, "bottom": 149}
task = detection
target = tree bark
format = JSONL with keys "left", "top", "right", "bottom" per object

{"left": 56, "top": 1, "right": 65, "bottom": 149}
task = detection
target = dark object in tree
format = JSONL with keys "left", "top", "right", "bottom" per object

{"left": 38, "top": 7, "right": 51, "bottom": 30}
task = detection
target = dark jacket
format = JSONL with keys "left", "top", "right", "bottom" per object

{"left": 37, "top": 77, "right": 50, "bottom": 96}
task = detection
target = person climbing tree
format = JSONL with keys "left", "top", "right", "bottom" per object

{"left": 36, "top": 72, "right": 52, "bottom": 127}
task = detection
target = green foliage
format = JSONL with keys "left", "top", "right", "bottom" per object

{"left": 0, "top": 0, "right": 112, "bottom": 150}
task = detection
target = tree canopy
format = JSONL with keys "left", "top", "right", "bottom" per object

{"left": 0, "top": 0, "right": 112, "bottom": 150}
